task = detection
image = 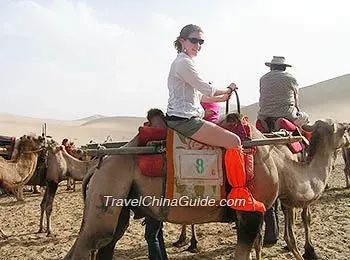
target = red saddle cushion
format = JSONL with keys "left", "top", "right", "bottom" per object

{"left": 277, "top": 118, "right": 297, "bottom": 131}
{"left": 137, "top": 126, "right": 167, "bottom": 177}
{"left": 255, "top": 119, "right": 266, "bottom": 133}
{"left": 138, "top": 126, "right": 167, "bottom": 146}
{"left": 137, "top": 154, "right": 164, "bottom": 177}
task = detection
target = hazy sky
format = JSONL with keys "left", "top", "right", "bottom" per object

{"left": 0, "top": 0, "right": 349, "bottom": 120}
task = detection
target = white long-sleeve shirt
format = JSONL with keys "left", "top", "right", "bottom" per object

{"left": 167, "top": 53, "right": 216, "bottom": 119}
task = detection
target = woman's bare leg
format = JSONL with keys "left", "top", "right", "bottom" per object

{"left": 191, "top": 121, "right": 241, "bottom": 149}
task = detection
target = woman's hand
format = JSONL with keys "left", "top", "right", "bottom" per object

{"left": 228, "top": 83, "right": 238, "bottom": 92}
{"left": 220, "top": 92, "right": 232, "bottom": 101}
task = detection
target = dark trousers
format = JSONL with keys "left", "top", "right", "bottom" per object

{"left": 144, "top": 217, "right": 168, "bottom": 260}
{"left": 264, "top": 199, "right": 279, "bottom": 242}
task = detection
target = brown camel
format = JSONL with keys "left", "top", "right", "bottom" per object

{"left": 63, "top": 111, "right": 281, "bottom": 260}
{"left": 6, "top": 137, "right": 47, "bottom": 201}
{"left": 265, "top": 119, "right": 349, "bottom": 260}
{"left": 171, "top": 118, "right": 350, "bottom": 259}
{"left": 66, "top": 146, "right": 91, "bottom": 192}
{"left": 38, "top": 139, "right": 99, "bottom": 236}
{"left": 0, "top": 134, "right": 45, "bottom": 238}
{"left": 174, "top": 124, "right": 347, "bottom": 254}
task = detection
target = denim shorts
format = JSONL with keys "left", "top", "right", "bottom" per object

{"left": 165, "top": 116, "right": 204, "bottom": 137}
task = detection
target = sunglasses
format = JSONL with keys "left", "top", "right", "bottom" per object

{"left": 187, "top": 37, "right": 204, "bottom": 45}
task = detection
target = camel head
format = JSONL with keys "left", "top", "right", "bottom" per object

{"left": 45, "top": 139, "right": 62, "bottom": 154}
{"left": 70, "top": 147, "right": 90, "bottom": 161}
{"left": 147, "top": 108, "right": 167, "bottom": 128}
{"left": 16, "top": 134, "right": 45, "bottom": 154}
{"left": 217, "top": 112, "right": 244, "bottom": 130}
{"left": 302, "top": 119, "right": 350, "bottom": 153}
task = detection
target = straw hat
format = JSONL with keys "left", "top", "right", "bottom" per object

{"left": 265, "top": 56, "right": 292, "bottom": 67}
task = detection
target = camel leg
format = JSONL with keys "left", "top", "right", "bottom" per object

{"left": 342, "top": 149, "right": 350, "bottom": 188}
{"left": 173, "top": 225, "right": 187, "bottom": 247}
{"left": 63, "top": 157, "right": 133, "bottom": 260}
{"left": 66, "top": 177, "right": 74, "bottom": 191}
{"left": 63, "top": 198, "right": 127, "bottom": 260}
{"left": 186, "top": 224, "right": 199, "bottom": 253}
{"left": 301, "top": 207, "right": 318, "bottom": 260}
{"left": 345, "top": 167, "right": 350, "bottom": 188}
{"left": 281, "top": 205, "right": 303, "bottom": 260}
{"left": 45, "top": 181, "right": 59, "bottom": 236}
{"left": 95, "top": 206, "right": 130, "bottom": 259}
{"left": 38, "top": 181, "right": 58, "bottom": 236}
{"left": 13, "top": 186, "right": 24, "bottom": 201}
{"left": 234, "top": 211, "right": 263, "bottom": 260}
{"left": 38, "top": 184, "right": 50, "bottom": 233}
{"left": 253, "top": 229, "right": 263, "bottom": 260}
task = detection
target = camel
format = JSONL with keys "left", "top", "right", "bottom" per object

{"left": 341, "top": 147, "right": 350, "bottom": 188}
{"left": 63, "top": 111, "right": 280, "bottom": 260}
{"left": 263, "top": 119, "right": 349, "bottom": 260}
{"left": 180, "top": 118, "right": 349, "bottom": 259}
{"left": 38, "top": 139, "right": 99, "bottom": 236}
{"left": 0, "top": 134, "right": 45, "bottom": 238}
{"left": 176, "top": 122, "right": 348, "bottom": 255}
{"left": 173, "top": 126, "right": 350, "bottom": 254}
{"left": 1, "top": 136, "right": 46, "bottom": 200}
{"left": 66, "top": 146, "right": 91, "bottom": 191}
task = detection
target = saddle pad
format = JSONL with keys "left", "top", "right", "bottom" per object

{"left": 166, "top": 129, "right": 225, "bottom": 203}
{"left": 256, "top": 118, "right": 303, "bottom": 153}
{"left": 137, "top": 126, "right": 167, "bottom": 177}
{"left": 277, "top": 118, "right": 303, "bottom": 153}
{"left": 138, "top": 154, "right": 164, "bottom": 177}
{"left": 138, "top": 126, "right": 167, "bottom": 146}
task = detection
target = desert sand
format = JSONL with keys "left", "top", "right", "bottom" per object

{"left": 0, "top": 74, "right": 350, "bottom": 259}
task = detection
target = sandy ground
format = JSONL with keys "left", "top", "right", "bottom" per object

{"left": 0, "top": 155, "right": 349, "bottom": 260}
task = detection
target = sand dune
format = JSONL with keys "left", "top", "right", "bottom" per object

{"left": 0, "top": 113, "right": 146, "bottom": 146}
{"left": 0, "top": 74, "right": 349, "bottom": 146}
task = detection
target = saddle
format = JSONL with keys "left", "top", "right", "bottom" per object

{"left": 137, "top": 126, "right": 167, "bottom": 177}
{"left": 0, "top": 135, "right": 16, "bottom": 160}
{"left": 137, "top": 116, "right": 255, "bottom": 179}
{"left": 256, "top": 117, "right": 310, "bottom": 153}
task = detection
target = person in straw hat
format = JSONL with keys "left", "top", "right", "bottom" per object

{"left": 258, "top": 56, "right": 310, "bottom": 247}
{"left": 258, "top": 56, "right": 309, "bottom": 129}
